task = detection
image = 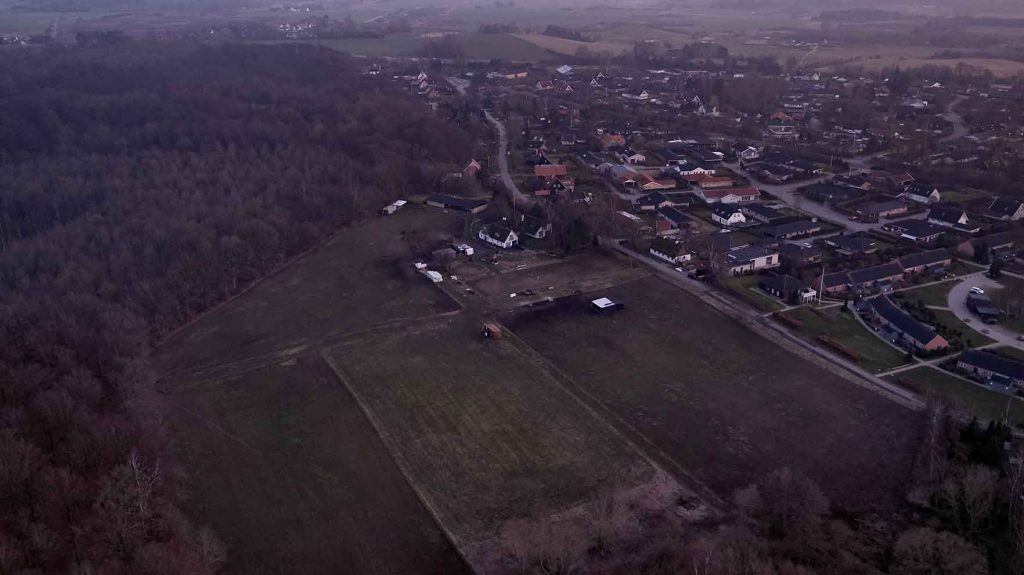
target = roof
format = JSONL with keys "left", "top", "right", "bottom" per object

{"left": 857, "top": 200, "right": 906, "bottom": 215}
{"left": 828, "top": 235, "right": 877, "bottom": 253}
{"left": 848, "top": 262, "right": 904, "bottom": 285}
{"left": 481, "top": 223, "right": 515, "bottom": 242}
{"left": 869, "top": 296, "right": 941, "bottom": 345}
{"left": 762, "top": 220, "right": 821, "bottom": 238}
{"left": 959, "top": 350, "right": 1024, "bottom": 380}
{"left": 658, "top": 206, "right": 692, "bottom": 225}
{"left": 426, "top": 194, "right": 487, "bottom": 211}
{"left": 897, "top": 249, "right": 951, "bottom": 270}
{"left": 759, "top": 274, "right": 803, "bottom": 294}
{"left": 709, "top": 232, "right": 750, "bottom": 252}
{"left": 928, "top": 204, "right": 966, "bottom": 224}
{"left": 591, "top": 297, "right": 616, "bottom": 309}
{"left": 727, "top": 246, "right": 775, "bottom": 264}
{"left": 988, "top": 197, "right": 1023, "bottom": 217}
{"left": 701, "top": 187, "right": 760, "bottom": 200}
{"left": 886, "top": 219, "right": 945, "bottom": 238}
{"left": 742, "top": 203, "right": 784, "bottom": 219}
{"left": 970, "top": 232, "right": 1014, "bottom": 250}
{"left": 819, "top": 271, "right": 850, "bottom": 289}
{"left": 711, "top": 205, "right": 742, "bottom": 218}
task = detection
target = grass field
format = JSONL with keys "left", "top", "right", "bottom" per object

{"left": 781, "top": 307, "right": 910, "bottom": 374}
{"left": 848, "top": 57, "right": 1024, "bottom": 78}
{"left": 156, "top": 207, "right": 470, "bottom": 574}
{"left": 508, "top": 276, "right": 923, "bottom": 513}
{"left": 325, "top": 314, "right": 664, "bottom": 567}
{"left": 515, "top": 33, "right": 629, "bottom": 57}
{"left": 724, "top": 275, "right": 785, "bottom": 313}
{"left": 887, "top": 366, "right": 1024, "bottom": 426}
{"left": 932, "top": 309, "right": 997, "bottom": 347}
{"left": 898, "top": 281, "right": 955, "bottom": 308}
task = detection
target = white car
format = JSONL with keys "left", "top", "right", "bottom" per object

{"left": 970, "top": 287, "right": 985, "bottom": 295}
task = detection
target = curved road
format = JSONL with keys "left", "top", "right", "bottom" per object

{"left": 939, "top": 95, "right": 969, "bottom": 144}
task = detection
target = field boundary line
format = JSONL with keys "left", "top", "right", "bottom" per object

{"left": 319, "top": 349, "right": 479, "bottom": 574}
{"left": 498, "top": 321, "right": 727, "bottom": 514}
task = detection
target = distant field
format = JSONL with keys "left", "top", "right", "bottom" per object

{"left": 844, "top": 57, "right": 1024, "bottom": 78}
{"left": 156, "top": 207, "right": 469, "bottom": 575}
{"left": 508, "top": 276, "right": 923, "bottom": 513}
{"left": 457, "top": 33, "right": 554, "bottom": 61}
{"left": 325, "top": 314, "right": 666, "bottom": 568}
{"left": 887, "top": 366, "right": 1024, "bottom": 426}
{"left": 515, "top": 33, "right": 629, "bottom": 57}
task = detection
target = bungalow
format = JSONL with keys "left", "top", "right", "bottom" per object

{"left": 520, "top": 216, "right": 551, "bottom": 240}
{"left": 478, "top": 224, "right": 519, "bottom": 249}
{"left": 535, "top": 164, "right": 568, "bottom": 178}
{"left": 778, "top": 242, "right": 823, "bottom": 267}
{"left": 709, "top": 231, "right": 752, "bottom": 253}
{"left": 814, "top": 271, "right": 852, "bottom": 295}
{"left": 726, "top": 246, "right": 780, "bottom": 276}
{"left": 957, "top": 350, "right": 1024, "bottom": 387}
{"left": 762, "top": 220, "right": 823, "bottom": 239}
{"left": 463, "top": 159, "right": 482, "bottom": 179}
{"left": 599, "top": 133, "right": 626, "bottom": 150}
{"left": 711, "top": 205, "right": 746, "bottom": 227}
{"left": 741, "top": 203, "right": 786, "bottom": 225}
{"left": 690, "top": 174, "right": 734, "bottom": 189}
{"left": 634, "top": 191, "right": 672, "bottom": 212}
{"left": 855, "top": 200, "right": 908, "bottom": 220}
{"left": 425, "top": 194, "right": 488, "bottom": 214}
{"left": 848, "top": 262, "right": 905, "bottom": 292}
{"left": 803, "top": 182, "right": 865, "bottom": 203}
{"left": 897, "top": 248, "right": 952, "bottom": 274}
{"left": 986, "top": 198, "right": 1024, "bottom": 222}
{"left": 675, "top": 162, "right": 715, "bottom": 176}
{"left": 697, "top": 187, "right": 760, "bottom": 204}
{"left": 958, "top": 232, "right": 1015, "bottom": 261}
{"left": 622, "top": 149, "right": 647, "bottom": 164}
{"left": 868, "top": 296, "right": 948, "bottom": 352}
{"left": 657, "top": 206, "right": 692, "bottom": 232}
{"left": 901, "top": 183, "right": 941, "bottom": 204}
{"left": 826, "top": 234, "right": 878, "bottom": 255}
{"left": 882, "top": 220, "right": 946, "bottom": 244}
{"left": 650, "top": 237, "right": 692, "bottom": 264}
{"left": 927, "top": 205, "right": 969, "bottom": 229}
{"left": 759, "top": 275, "right": 816, "bottom": 303}
{"left": 577, "top": 152, "right": 604, "bottom": 170}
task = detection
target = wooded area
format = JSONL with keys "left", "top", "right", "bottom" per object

{"left": 0, "top": 42, "right": 474, "bottom": 572}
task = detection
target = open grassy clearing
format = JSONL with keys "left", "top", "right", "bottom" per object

{"left": 724, "top": 275, "right": 785, "bottom": 313}
{"left": 931, "top": 308, "right": 997, "bottom": 347}
{"left": 157, "top": 206, "right": 462, "bottom": 371}
{"left": 845, "top": 57, "right": 1024, "bottom": 78}
{"left": 781, "top": 306, "right": 910, "bottom": 374}
{"left": 514, "top": 33, "right": 629, "bottom": 56}
{"left": 324, "top": 314, "right": 664, "bottom": 568}
{"left": 886, "top": 366, "right": 1024, "bottom": 426}
{"left": 163, "top": 352, "right": 469, "bottom": 575}
{"left": 508, "top": 276, "right": 923, "bottom": 513}
{"left": 898, "top": 281, "right": 955, "bottom": 308}
{"left": 155, "top": 207, "right": 472, "bottom": 574}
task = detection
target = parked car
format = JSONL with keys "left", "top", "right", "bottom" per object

{"left": 970, "top": 286, "right": 985, "bottom": 295}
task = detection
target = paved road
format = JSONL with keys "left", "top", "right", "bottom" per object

{"left": 947, "top": 272, "right": 1024, "bottom": 350}
{"left": 939, "top": 95, "right": 970, "bottom": 144}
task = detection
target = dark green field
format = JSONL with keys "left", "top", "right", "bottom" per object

{"left": 507, "top": 276, "right": 925, "bottom": 513}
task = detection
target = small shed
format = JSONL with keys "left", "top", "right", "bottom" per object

{"left": 590, "top": 297, "right": 624, "bottom": 314}
{"left": 481, "top": 322, "right": 503, "bottom": 339}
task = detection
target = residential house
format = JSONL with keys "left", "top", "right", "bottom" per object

{"left": 599, "top": 133, "right": 626, "bottom": 150}
{"left": 901, "top": 183, "right": 941, "bottom": 204}
{"left": 803, "top": 182, "right": 865, "bottom": 203}
{"left": 967, "top": 293, "right": 1002, "bottom": 323}
{"left": 814, "top": 271, "right": 852, "bottom": 295}
{"left": 897, "top": 249, "right": 952, "bottom": 275}
{"left": 741, "top": 203, "right": 787, "bottom": 225}
{"left": 726, "top": 246, "right": 780, "bottom": 276}
{"left": 622, "top": 149, "right": 647, "bottom": 164}
{"left": 778, "top": 243, "right": 823, "bottom": 267}
{"left": 711, "top": 205, "right": 746, "bottom": 227}
{"left": 697, "top": 187, "right": 760, "bottom": 204}
{"left": 634, "top": 191, "right": 672, "bottom": 212}
{"left": 762, "top": 220, "right": 823, "bottom": 239}
{"left": 689, "top": 174, "right": 734, "bottom": 189}
{"left": 986, "top": 198, "right": 1024, "bottom": 222}
{"left": 826, "top": 234, "right": 878, "bottom": 255}
{"left": 520, "top": 216, "right": 551, "bottom": 240}
{"left": 927, "top": 205, "right": 970, "bottom": 228}
{"left": 759, "top": 275, "right": 816, "bottom": 303}
{"left": 656, "top": 207, "right": 692, "bottom": 234}
{"left": 958, "top": 232, "right": 1015, "bottom": 261}
{"left": 650, "top": 237, "right": 692, "bottom": 265}
{"left": 957, "top": 350, "right": 1024, "bottom": 387}
{"left": 868, "top": 296, "right": 949, "bottom": 352}
{"left": 855, "top": 200, "right": 908, "bottom": 220}
{"left": 577, "top": 152, "right": 604, "bottom": 170}
{"left": 478, "top": 224, "right": 519, "bottom": 249}
{"left": 709, "top": 231, "right": 752, "bottom": 253}
{"left": 463, "top": 159, "right": 482, "bottom": 179}
{"left": 535, "top": 163, "right": 568, "bottom": 178}
{"left": 882, "top": 220, "right": 946, "bottom": 244}
{"left": 848, "top": 262, "right": 905, "bottom": 292}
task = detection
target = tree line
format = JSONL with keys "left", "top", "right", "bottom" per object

{"left": 0, "top": 41, "right": 474, "bottom": 572}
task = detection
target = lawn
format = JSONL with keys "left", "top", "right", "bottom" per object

{"left": 457, "top": 33, "right": 555, "bottom": 61}
{"left": 324, "top": 315, "right": 661, "bottom": 568}
{"left": 780, "top": 307, "right": 910, "bottom": 374}
{"left": 898, "top": 281, "right": 955, "bottom": 308}
{"left": 931, "top": 309, "right": 997, "bottom": 347}
{"left": 508, "top": 276, "right": 923, "bottom": 514}
{"left": 886, "top": 366, "right": 1024, "bottom": 426}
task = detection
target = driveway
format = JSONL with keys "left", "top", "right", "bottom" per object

{"left": 947, "top": 272, "right": 1024, "bottom": 350}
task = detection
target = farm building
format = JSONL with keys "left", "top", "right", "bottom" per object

{"left": 590, "top": 297, "right": 624, "bottom": 314}
{"left": 425, "top": 194, "right": 488, "bottom": 214}
{"left": 381, "top": 200, "right": 407, "bottom": 215}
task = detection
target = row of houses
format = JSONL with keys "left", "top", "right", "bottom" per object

{"left": 816, "top": 248, "right": 953, "bottom": 295}
{"left": 867, "top": 296, "right": 949, "bottom": 352}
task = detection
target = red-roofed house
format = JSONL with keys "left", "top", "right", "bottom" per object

{"left": 697, "top": 187, "right": 761, "bottom": 204}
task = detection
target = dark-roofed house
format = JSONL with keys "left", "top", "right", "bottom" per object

{"left": 814, "top": 271, "right": 852, "bottom": 295}
{"left": 897, "top": 249, "right": 952, "bottom": 274}
{"left": 726, "top": 246, "right": 780, "bottom": 275}
{"left": 778, "top": 243, "right": 823, "bottom": 267}
{"left": 656, "top": 207, "right": 692, "bottom": 234}
{"left": 928, "top": 205, "right": 970, "bottom": 229}
{"left": 634, "top": 191, "right": 672, "bottom": 212}
{"left": 855, "top": 200, "right": 908, "bottom": 220}
{"left": 985, "top": 198, "right": 1024, "bottom": 222}
{"left": 803, "top": 182, "right": 865, "bottom": 203}
{"left": 901, "top": 182, "right": 941, "bottom": 204}
{"left": 967, "top": 293, "right": 1002, "bottom": 323}
{"left": 826, "top": 234, "right": 878, "bottom": 255}
{"left": 425, "top": 194, "right": 489, "bottom": 214}
{"left": 868, "top": 296, "right": 948, "bottom": 352}
{"left": 709, "top": 231, "right": 751, "bottom": 253}
{"left": 958, "top": 232, "right": 1015, "bottom": 261}
{"left": 650, "top": 237, "right": 692, "bottom": 264}
{"left": 741, "top": 203, "right": 787, "bottom": 224}
{"left": 957, "top": 350, "right": 1024, "bottom": 387}
{"left": 761, "top": 219, "right": 823, "bottom": 239}
{"left": 759, "top": 275, "right": 816, "bottom": 303}
{"left": 478, "top": 223, "right": 519, "bottom": 249}
{"left": 711, "top": 205, "right": 746, "bottom": 226}
{"left": 848, "top": 262, "right": 904, "bottom": 292}
{"left": 882, "top": 220, "right": 946, "bottom": 244}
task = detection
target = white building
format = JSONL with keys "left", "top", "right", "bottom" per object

{"left": 478, "top": 224, "right": 519, "bottom": 249}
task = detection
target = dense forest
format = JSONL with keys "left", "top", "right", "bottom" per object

{"left": 0, "top": 42, "right": 474, "bottom": 572}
